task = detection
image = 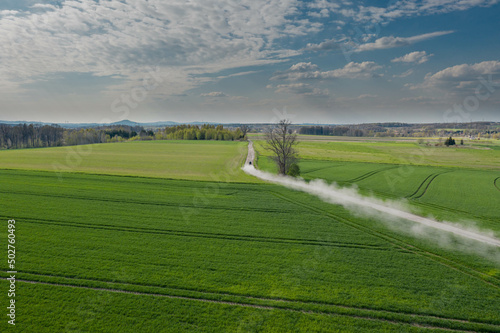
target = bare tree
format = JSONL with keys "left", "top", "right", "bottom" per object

{"left": 239, "top": 124, "right": 251, "bottom": 138}
{"left": 265, "top": 119, "right": 298, "bottom": 175}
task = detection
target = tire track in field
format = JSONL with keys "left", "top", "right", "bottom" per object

{"left": 301, "top": 164, "right": 345, "bottom": 175}
{"left": 346, "top": 165, "right": 400, "bottom": 183}
{"left": 356, "top": 185, "right": 499, "bottom": 225}
{"left": 0, "top": 190, "right": 291, "bottom": 214}
{"left": 270, "top": 192, "right": 500, "bottom": 289}
{"left": 13, "top": 270, "right": 499, "bottom": 328}
{"left": 410, "top": 171, "right": 452, "bottom": 200}
{"left": 0, "top": 169, "right": 276, "bottom": 198}
{"left": 406, "top": 173, "right": 438, "bottom": 199}
{"left": 5, "top": 277, "right": 497, "bottom": 332}
{"left": 494, "top": 177, "right": 500, "bottom": 192}
{"left": 17, "top": 216, "right": 391, "bottom": 251}
{"left": 0, "top": 168, "right": 257, "bottom": 188}
{"left": 411, "top": 201, "right": 500, "bottom": 224}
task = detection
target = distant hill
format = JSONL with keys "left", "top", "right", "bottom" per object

{"left": 110, "top": 120, "right": 140, "bottom": 127}
{"left": 0, "top": 120, "right": 47, "bottom": 126}
{"left": 1, "top": 119, "right": 498, "bottom": 130}
{"left": 0, "top": 119, "right": 231, "bottom": 128}
{"left": 0, "top": 119, "right": 182, "bottom": 128}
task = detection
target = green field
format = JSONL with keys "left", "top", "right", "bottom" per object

{"left": 254, "top": 138, "right": 500, "bottom": 169}
{"left": 0, "top": 140, "right": 256, "bottom": 182}
{"left": 1, "top": 139, "right": 500, "bottom": 332}
{"left": 255, "top": 138, "right": 500, "bottom": 236}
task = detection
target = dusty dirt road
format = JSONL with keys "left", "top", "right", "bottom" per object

{"left": 243, "top": 141, "right": 500, "bottom": 248}
{"left": 245, "top": 140, "right": 255, "bottom": 166}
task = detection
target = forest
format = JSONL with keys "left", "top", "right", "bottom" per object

{"left": 298, "top": 122, "right": 500, "bottom": 138}
{"left": 0, "top": 123, "right": 244, "bottom": 149}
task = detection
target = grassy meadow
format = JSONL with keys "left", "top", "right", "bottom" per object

{"left": 1, "top": 138, "right": 500, "bottom": 332}
{"left": 255, "top": 137, "right": 500, "bottom": 235}
{"left": 253, "top": 136, "right": 500, "bottom": 169}
{"left": 0, "top": 140, "right": 255, "bottom": 182}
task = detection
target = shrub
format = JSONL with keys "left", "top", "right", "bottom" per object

{"left": 444, "top": 137, "right": 456, "bottom": 146}
{"left": 287, "top": 163, "right": 300, "bottom": 177}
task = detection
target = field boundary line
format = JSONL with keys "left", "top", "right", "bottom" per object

{"left": 0, "top": 190, "right": 289, "bottom": 214}
{"left": 9, "top": 269, "right": 440, "bottom": 319}
{"left": 15, "top": 216, "right": 391, "bottom": 251}
{"left": 0, "top": 167, "right": 262, "bottom": 186}
{"left": 4, "top": 277, "right": 497, "bottom": 332}
{"left": 12, "top": 270, "right": 500, "bottom": 327}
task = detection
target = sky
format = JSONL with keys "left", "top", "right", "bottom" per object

{"left": 1, "top": 0, "right": 500, "bottom": 124}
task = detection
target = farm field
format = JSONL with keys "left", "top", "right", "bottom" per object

{"left": 1, "top": 140, "right": 500, "bottom": 332}
{"left": 4, "top": 1, "right": 500, "bottom": 331}
{"left": 253, "top": 137, "right": 500, "bottom": 169}
{"left": 255, "top": 138, "right": 500, "bottom": 235}
{"left": 0, "top": 140, "right": 256, "bottom": 182}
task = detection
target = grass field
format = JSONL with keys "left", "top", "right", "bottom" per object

{"left": 255, "top": 138, "right": 500, "bottom": 236}
{"left": 254, "top": 138, "right": 500, "bottom": 170}
{"left": 0, "top": 140, "right": 256, "bottom": 182}
{"left": 1, "top": 139, "right": 500, "bottom": 332}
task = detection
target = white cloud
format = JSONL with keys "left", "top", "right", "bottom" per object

{"left": 271, "top": 61, "right": 382, "bottom": 81}
{"left": 304, "top": 38, "right": 341, "bottom": 51}
{"left": 400, "top": 96, "right": 437, "bottom": 103}
{"left": 306, "top": 0, "right": 341, "bottom": 10}
{"left": 342, "top": 0, "right": 500, "bottom": 23}
{"left": 30, "top": 4, "right": 58, "bottom": 10}
{"left": 308, "top": 9, "right": 330, "bottom": 18}
{"left": 200, "top": 91, "right": 227, "bottom": 97}
{"left": 392, "top": 51, "right": 433, "bottom": 64}
{"left": 0, "top": 0, "right": 319, "bottom": 96}
{"left": 428, "top": 61, "right": 500, "bottom": 81}
{"left": 413, "top": 61, "right": 500, "bottom": 92}
{"left": 357, "top": 31, "right": 453, "bottom": 52}
{"left": 289, "top": 62, "right": 320, "bottom": 72}
{"left": 307, "top": 31, "right": 451, "bottom": 55}
{"left": 393, "top": 69, "right": 414, "bottom": 78}
{"left": 357, "top": 94, "right": 378, "bottom": 99}
{"left": 336, "top": 94, "right": 378, "bottom": 103}
{"left": 0, "top": 10, "right": 19, "bottom": 16}
{"left": 216, "top": 70, "right": 261, "bottom": 80}
{"left": 325, "top": 61, "right": 383, "bottom": 79}
{"left": 274, "top": 83, "right": 330, "bottom": 97}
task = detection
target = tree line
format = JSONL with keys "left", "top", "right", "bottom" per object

{"left": 0, "top": 124, "right": 65, "bottom": 149}
{"left": 298, "top": 122, "right": 500, "bottom": 139}
{"left": 299, "top": 126, "right": 364, "bottom": 137}
{"left": 155, "top": 124, "right": 245, "bottom": 141}
{"left": 0, "top": 123, "right": 246, "bottom": 150}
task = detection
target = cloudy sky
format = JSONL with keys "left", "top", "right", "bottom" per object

{"left": 1, "top": 0, "right": 500, "bottom": 124}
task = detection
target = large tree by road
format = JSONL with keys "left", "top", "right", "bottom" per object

{"left": 239, "top": 124, "right": 251, "bottom": 138}
{"left": 265, "top": 119, "right": 298, "bottom": 175}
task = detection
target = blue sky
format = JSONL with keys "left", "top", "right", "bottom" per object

{"left": 1, "top": 0, "right": 499, "bottom": 124}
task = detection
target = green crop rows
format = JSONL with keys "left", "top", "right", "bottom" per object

{"left": 0, "top": 140, "right": 257, "bottom": 183}
{"left": 1, "top": 140, "right": 499, "bottom": 332}
{"left": 256, "top": 139, "right": 500, "bottom": 236}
